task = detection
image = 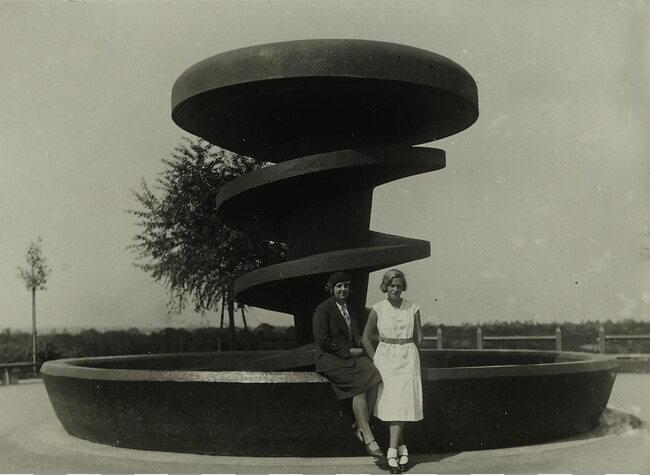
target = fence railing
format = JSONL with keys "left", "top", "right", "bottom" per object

{"left": 598, "top": 327, "right": 650, "bottom": 354}
{"left": 423, "top": 326, "right": 650, "bottom": 354}
{"left": 422, "top": 328, "right": 444, "bottom": 349}
{"left": 0, "top": 362, "right": 40, "bottom": 385}
{"left": 423, "top": 327, "right": 563, "bottom": 351}
{"left": 477, "top": 327, "right": 563, "bottom": 351}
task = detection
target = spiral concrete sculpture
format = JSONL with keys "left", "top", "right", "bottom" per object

{"left": 171, "top": 39, "right": 478, "bottom": 344}
{"left": 41, "top": 40, "right": 618, "bottom": 457}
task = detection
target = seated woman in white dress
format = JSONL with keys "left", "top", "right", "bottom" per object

{"left": 361, "top": 269, "right": 423, "bottom": 473}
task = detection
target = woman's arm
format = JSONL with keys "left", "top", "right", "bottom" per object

{"left": 361, "top": 308, "right": 378, "bottom": 361}
{"left": 313, "top": 303, "right": 351, "bottom": 359}
{"left": 413, "top": 309, "right": 423, "bottom": 349}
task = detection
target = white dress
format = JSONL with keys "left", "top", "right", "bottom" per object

{"left": 372, "top": 298, "right": 423, "bottom": 422}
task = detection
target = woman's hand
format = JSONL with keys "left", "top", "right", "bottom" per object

{"left": 349, "top": 347, "right": 364, "bottom": 358}
{"left": 361, "top": 308, "right": 378, "bottom": 361}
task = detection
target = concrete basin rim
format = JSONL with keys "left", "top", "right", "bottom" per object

{"left": 41, "top": 349, "right": 617, "bottom": 383}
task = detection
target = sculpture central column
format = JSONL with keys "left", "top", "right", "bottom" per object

{"left": 171, "top": 39, "right": 478, "bottom": 345}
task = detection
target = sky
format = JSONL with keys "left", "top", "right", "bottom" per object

{"left": 0, "top": 0, "right": 648, "bottom": 332}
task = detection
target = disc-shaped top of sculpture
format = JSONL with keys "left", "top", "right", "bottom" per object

{"left": 172, "top": 39, "right": 479, "bottom": 162}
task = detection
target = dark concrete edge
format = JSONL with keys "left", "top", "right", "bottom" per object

{"left": 235, "top": 234, "right": 431, "bottom": 288}
{"left": 171, "top": 39, "right": 479, "bottom": 108}
{"left": 41, "top": 361, "right": 326, "bottom": 383}
{"left": 41, "top": 349, "right": 617, "bottom": 382}
{"left": 422, "top": 349, "right": 618, "bottom": 380}
{"left": 614, "top": 353, "right": 650, "bottom": 373}
{"left": 615, "top": 353, "right": 650, "bottom": 359}
{"left": 216, "top": 146, "right": 446, "bottom": 209}
{"left": 425, "top": 359, "right": 617, "bottom": 380}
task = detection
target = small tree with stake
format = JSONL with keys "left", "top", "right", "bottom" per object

{"left": 18, "top": 237, "right": 52, "bottom": 366}
{"left": 128, "top": 138, "right": 286, "bottom": 349}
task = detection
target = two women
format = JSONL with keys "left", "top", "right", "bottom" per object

{"left": 313, "top": 269, "right": 423, "bottom": 473}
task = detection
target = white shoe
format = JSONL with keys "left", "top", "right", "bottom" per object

{"left": 397, "top": 444, "right": 408, "bottom": 469}
{"left": 387, "top": 447, "right": 400, "bottom": 473}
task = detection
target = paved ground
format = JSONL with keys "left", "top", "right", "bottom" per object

{"left": 1, "top": 374, "right": 649, "bottom": 474}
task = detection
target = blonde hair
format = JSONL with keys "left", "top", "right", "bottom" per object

{"left": 380, "top": 269, "right": 407, "bottom": 293}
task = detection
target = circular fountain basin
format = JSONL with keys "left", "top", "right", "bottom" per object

{"left": 41, "top": 349, "right": 617, "bottom": 456}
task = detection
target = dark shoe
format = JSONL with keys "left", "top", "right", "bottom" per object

{"left": 357, "top": 430, "right": 384, "bottom": 457}
{"left": 365, "top": 440, "right": 384, "bottom": 458}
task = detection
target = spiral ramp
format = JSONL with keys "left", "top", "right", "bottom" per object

{"left": 215, "top": 146, "right": 443, "bottom": 314}
{"left": 171, "top": 39, "right": 479, "bottom": 343}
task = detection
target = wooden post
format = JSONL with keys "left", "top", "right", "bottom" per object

{"left": 598, "top": 326, "right": 606, "bottom": 354}
{"left": 31, "top": 287, "right": 36, "bottom": 366}
{"left": 431, "top": 327, "right": 442, "bottom": 350}
{"left": 477, "top": 328, "right": 483, "bottom": 350}
{"left": 555, "top": 327, "right": 562, "bottom": 352}
{"left": 218, "top": 295, "right": 225, "bottom": 352}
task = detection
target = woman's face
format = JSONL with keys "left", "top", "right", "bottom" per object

{"left": 333, "top": 281, "right": 350, "bottom": 302}
{"left": 387, "top": 278, "right": 404, "bottom": 300}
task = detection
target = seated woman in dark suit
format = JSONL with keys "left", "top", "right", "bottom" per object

{"left": 313, "top": 271, "right": 383, "bottom": 457}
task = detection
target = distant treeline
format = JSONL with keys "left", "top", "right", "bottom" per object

{"left": 1, "top": 319, "right": 649, "bottom": 364}
{"left": 0, "top": 323, "right": 294, "bottom": 364}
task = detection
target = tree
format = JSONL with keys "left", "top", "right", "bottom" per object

{"left": 128, "top": 137, "right": 286, "bottom": 349}
{"left": 17, "top": 236, "right": 52, "bottom": 365}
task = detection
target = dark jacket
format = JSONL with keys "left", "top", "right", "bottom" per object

{"left": 312, "top": 296, "right": 361, "bottom": 372}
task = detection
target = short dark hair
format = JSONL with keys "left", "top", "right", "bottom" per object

{"left": 325, "top": 271, "right": 352, "bottom": 295}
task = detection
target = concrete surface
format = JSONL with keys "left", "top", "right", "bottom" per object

{"left": 1, "top": 375, "right": 649, "bottom": 474}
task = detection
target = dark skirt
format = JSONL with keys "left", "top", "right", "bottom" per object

{"left": 320, "top": 356, "right": 382, "bottom": 400}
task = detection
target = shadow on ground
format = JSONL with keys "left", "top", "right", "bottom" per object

{"left": 378, "top": 407, "right": 643, "bottom": 473}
